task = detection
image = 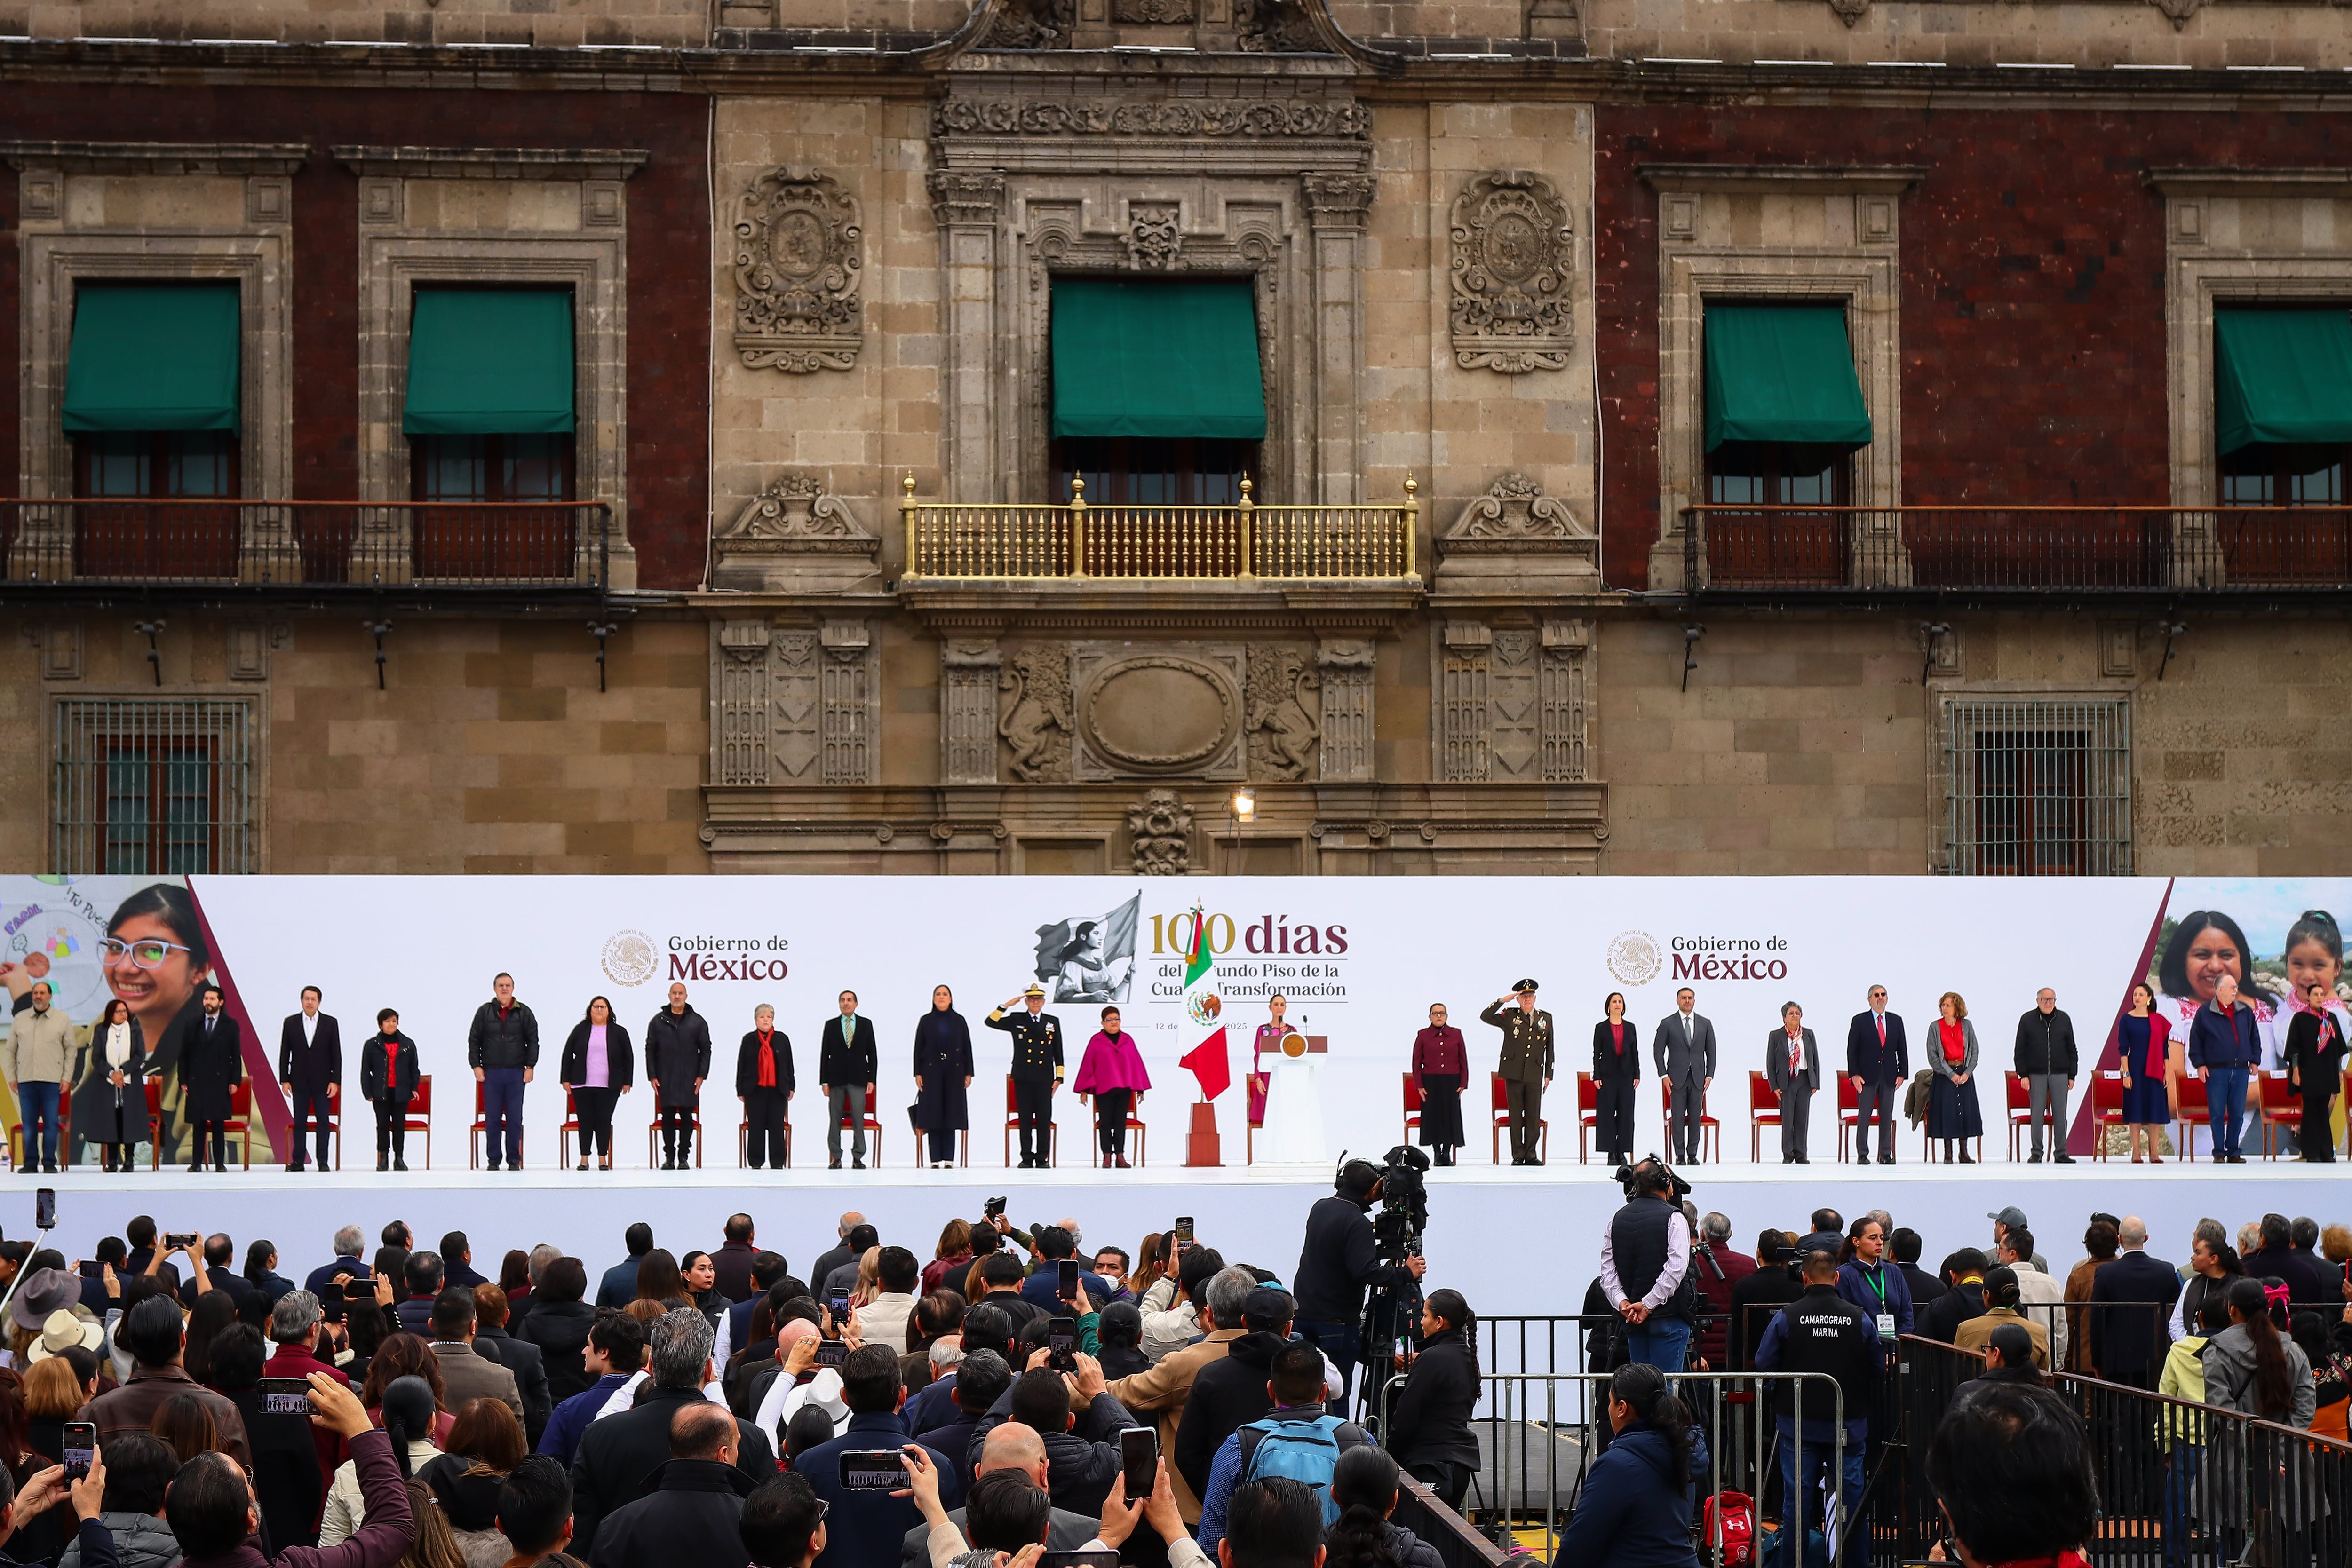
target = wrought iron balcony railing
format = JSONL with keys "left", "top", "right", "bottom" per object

{"left": 1, "top": 499, "right": 612, "bottom": 590}
{"left": 899, "top": 475, "right": 1421, "bottom": 583}
{"left": 1685, "top": 505, "right": 2352, "bottom": 593}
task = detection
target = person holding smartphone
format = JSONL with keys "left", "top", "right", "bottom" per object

{"left": 790, "top": 1345, "right": 960, "bottom": 1566}
{"left": 7, "top": 1425, "right": 111, "bottom": 1568}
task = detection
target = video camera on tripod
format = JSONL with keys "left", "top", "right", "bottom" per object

{"left": 1367, "top": 1143, "right": 1430, "bottom": 1264}
{"left": 1349, "top": 1145, "right": 1430, "bottom": 1426}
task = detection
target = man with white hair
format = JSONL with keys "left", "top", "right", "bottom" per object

{"left": 302, "top": 1226, "right": 372, "bottom": 1316}
{"left": 2086, "top": 1216, "right": 2179, "bottom": 1390}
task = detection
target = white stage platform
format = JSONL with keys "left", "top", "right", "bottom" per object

{"left": 6, "top": 1157, "right": 2327, "bottom": 1315}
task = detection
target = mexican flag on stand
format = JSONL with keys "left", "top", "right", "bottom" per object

{"left": 1177, "top": 906, "right": 1230, "bottom": 1101}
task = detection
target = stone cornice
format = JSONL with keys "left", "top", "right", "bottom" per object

{"left": 332, "top": 146, "right": 651, "bottom": 180}
{"left": 1637, "top": 162, "right": 1929, "bottom": 194}
{"left": 2144, "top": 166, "right": 2352, "bottom": 196}
{"left": 0, "top": 140, "right": 310, "bottom": 174}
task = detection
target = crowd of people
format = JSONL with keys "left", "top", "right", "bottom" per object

{"left": 0, "top": 1160, "right": 1484, "bottom": 1568}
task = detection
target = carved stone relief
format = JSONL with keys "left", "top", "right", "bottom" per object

{"left": 1451, "top": 171, "right": 1574, "bottom": 373}
{"left": 1070, "top": 643, "right": 1248, "bottom": 782}
{"left": 1113, "top": 0, "right": 1196, "bottom": 19}
{"left": 1246, "top": 644, "right": 1322, "bottom": 783}
{"left": 930, "top": 99, "right": 1371, "bottom": 141}
{"left": 1234, "top": 0, "right": 1326, "bottom": 51}
{"left": 942, "top": 640, "right": 1003, "bottom": 786}
{"left": 1127, "top": 204, "right": 1183, "bottom": 271}
{"left": 977, "top": 0, "right": 1076, "bottom": 48}
{"left": 1434, "top": 471, "right": 1600, "bottom": 592}
{"left": 711, "top": 472, "right": 881, "bottom": 592}
{"left": 1437, "top": 619, "right": 1591, "bottom": 783}
{"left": 1127, "top": 788, "right": 1197, "bottom": 877}
{"left": 734, "top": 167, "right": 862, "bottom": 373}
{"left": 1314, "top": 639, "right": 1375, "bottom": 784}
{"left": 708, "top": 621, "right": 876, "bottom": 786}
{"left": 1000, "top": 644, "right": 1074, "bottom": 784}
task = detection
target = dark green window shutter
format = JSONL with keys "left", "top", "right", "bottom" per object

{"left": 1702, "top": 302, "right": 1873, "bottom": 454}
{"left": 404, "top": 287, "right": 577, "bottom": 436}
{"left": 63, "top": 282, "right": 242, "bottom": 434}
{"left": 1050, "top": 278, "right": 1267, "bottom": 442}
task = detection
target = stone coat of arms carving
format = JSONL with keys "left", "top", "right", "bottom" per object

{"left": 735, "top": 167, "right": 862, "bottom": 372}
{"left": 1450, "top": 170, "right": 1574, "bottom": 373}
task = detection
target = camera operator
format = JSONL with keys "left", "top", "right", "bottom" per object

{"left": 1599, "top": 1157, "right": 1697, "bottom": 1375}
{"left": 1294, "top": 1160, "right": 1426, "bottom": 1417}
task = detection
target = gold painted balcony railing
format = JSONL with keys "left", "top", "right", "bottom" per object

{"left": 899, "top": 475, "right": 1421, "bottom": 583}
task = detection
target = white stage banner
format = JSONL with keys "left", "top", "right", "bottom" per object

{"left": 2, "top": 873, "right": 2346, "bottom": 1167}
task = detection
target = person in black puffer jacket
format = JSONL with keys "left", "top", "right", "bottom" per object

{"left": 515, "top": 1258, "right": 598, "bottom": 1403}
{"left": 1379, "top": 1289, "right": 1481, "bottom": 1510}
{"left": 1325, "top": 1445, "right": 1443, "bottom": 1568}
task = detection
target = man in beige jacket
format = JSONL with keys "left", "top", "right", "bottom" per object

{"left": 10, "top": 981, "right": 75, "bottom": 1173}
{"left": 1103, "top": 1261, "right": 1254, "bottom": 1523}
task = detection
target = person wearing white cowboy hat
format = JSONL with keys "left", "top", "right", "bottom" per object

{"left": 25, "top": 1307, "right": 105, "bottom": 1364}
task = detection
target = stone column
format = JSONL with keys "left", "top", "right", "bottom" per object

{"left": 1301, "top": 173, "right": 1375, "bottom": 505}
{"left": 1315, "top": 638, "right": 1376, "bottom": 783}
{"left": 1540, "top": 619, "right": 1592, "bottom": 783}
{"left": 819, "top": 620, "right": 879, "bottom": 785}
{"left": 713, "top": 620, "right": 774, "bottom": 786}
{"left": 941, "top": 639, "right": 1003, "bottom": 784}
{"left": 929, "top": 172, "right": 1008, "bottom": 501}
{"left": 1438, "top": 620, "right": 1493, "bottom": 782}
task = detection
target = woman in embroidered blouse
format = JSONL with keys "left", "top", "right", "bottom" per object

{"left": 1926, "top": 990, "right": 1983, "bottom": 1164}
{"left": 560, "top": 996, "right": 635, "bottom": 1172}
{"left": 2117, "top": 982, "right": 2173, "bottom": 1164}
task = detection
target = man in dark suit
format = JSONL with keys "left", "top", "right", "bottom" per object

{"left": 988, "top": 983, "right": 1064, "bottom": 1169}
{"left": 183, "top": 983, "right": 243, "bottom": 1172}
{"left": 278, "top": 986, "right": 342, "bottom": 1173}
{"left": 2085, "top": 1217, "right": 2179, "bottom": 1389}
{"left": 1764, "top": 1002, "right": 1819, "bottom": 1164}
{"left": 818, "top": 990, "right": 878, "bottom": 1170}
{"left": 1655, "top": 987, "right": 1717, "bottom": 1164}
{"left": 1845, "top": 983, "right": 1908, "bottom": 1165}
{"left": 473, "top": 1281, "right": 554, "bottom": 1446}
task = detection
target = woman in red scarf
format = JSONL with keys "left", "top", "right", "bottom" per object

{"left": 1927, "top": 990, "right": 1983, "bottom": 1164}
{"left": 735, "top": 1002, "right": 793, "bottom": 1170}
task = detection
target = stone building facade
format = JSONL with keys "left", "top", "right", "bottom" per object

{"left": 3, "top": 1, "right": 2350, "bottom": 879}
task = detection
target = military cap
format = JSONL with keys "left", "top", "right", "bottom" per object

{"left": 1511, "top": 978, "right": 1539, "bottom": 994}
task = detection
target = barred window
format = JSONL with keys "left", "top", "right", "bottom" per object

{"left": 52, "top": 699, "right": 256, "bottom": 875}
{"left": 1942, "top": 697, "right": 2131, "bottom": 876}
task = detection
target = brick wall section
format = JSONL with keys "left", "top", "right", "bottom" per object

{"left": 1594, "top": 106, "right": 2352, "bottom": 591}
{"left": 0, "top": 84, "right": 710, "bottom": 588}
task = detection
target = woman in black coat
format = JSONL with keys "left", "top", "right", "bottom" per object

{"left": 516, "top": 1256, "right": 598, "bottom": 1402}
{"left": 358, "top": 1007, "right": 421, "bottom": 1171}
{"left": 1591, "top": 992, "right": 1641, "bottom": 1166}
{"left": 912, "top": 985, "right": 974, "bottom": 1169}
{"left": 559, "top": 997, "right": 635, "bottom": 1172}
{"left": 1381, "top": 1288, "right": 1482, "bottom": 1510}
{"left": 75, "top": 998, "right": 148, "bottom": 1171}
{"left": 736, "top": 1004, "right": 794, "bottom": 1172}
{"left": 2283, "top": 982, "right": 2349, "bottom": 1163}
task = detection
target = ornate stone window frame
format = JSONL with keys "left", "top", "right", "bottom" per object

{"left": 1640, "top": 165, "right": 1920, "bottom": 590}
{"left": 927, "top": 79, "right": 1374, "bottom": 506}
{"left": 2146, "top": 169, "right": 2352, "bottom": 511}
{"left": 8, "top": 142, "right": 304, "bottom": 500}
{"left": 336, "top": 146, "right": 645, "bottom": 587}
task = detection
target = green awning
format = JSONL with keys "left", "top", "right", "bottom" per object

{"left": 1703, "top": 302, "right": 1873, "bottom": 453}
{"left": 403, "top": 287, "right": 576, "bottom": 436}
{"left": 63, "top": 283, "right": 242, "bottom": 433}
{"left": 2214, "top": 307, "right": 2352, "bottom": 455}
{"left": 1049, "top": 278, "right": 1267, "bottom": 441}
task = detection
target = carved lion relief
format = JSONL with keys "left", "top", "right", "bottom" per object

{"left": 1450, "top": 171, "right": 1574, "bottom": 374}
{"left": 734, "top": 167, "right": 862, "bottom": 373}
{"left": 999, "top": 644, "right": 1074, "bottom": 783}
{"left": 1246, "top": 644, "right": 1321, "bottom": 783}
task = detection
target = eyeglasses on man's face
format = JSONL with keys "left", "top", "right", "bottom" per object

{"left": 100, "top": 936, "right": 196, "bottom": 969}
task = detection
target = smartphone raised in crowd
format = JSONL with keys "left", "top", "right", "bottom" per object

{"left": 829, "top": 1290, "right": 850, "bottom": 1320}
{"left": 165, "top": 1232, "right": 199, "bottom": 1251}
{"left": 840, "top": 1449, "right": 908, "bottom": 1491}
{"left": 62, "top": 1421, "right": 95, "bottom": 1482}
{"left": 257, "top": 1378, "right": 312, "bottom": 1418}
{"left": 1119, "top": 1427, "right": 1158, "bottom": 1502}
{"left": 35, "top": 1188, "right": 56, "bottom": 1231}
{"left": 1047, "top": 1315, "right": 1078, "bottom": 1372}
{"left": 1057, "top": 1258, "right": 1079, "bottom": 1301}
{"left": 1173, "top": 1216, "right": 1195, "bottom": 1246}
{"left": 815, "top": 1340, "right": 849, "bottom": 1368}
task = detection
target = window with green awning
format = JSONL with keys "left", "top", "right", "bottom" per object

{"left": 403, "top": 286, "right": 576, "bottom": 436}
{"left": 1049, "top": 278, "right": 1267, "bottom": 442}
{"left": 1702, "top": 302, "right": 1873, "bottom": 454}
{"left": 2214, "top": 307, "right": 2352, "bottom": 455}
{"left": 63, "top": 282, "right": 242, "bottom": 434}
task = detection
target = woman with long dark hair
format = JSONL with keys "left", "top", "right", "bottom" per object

{"left": 516, "top": 1256, "right": 596, "bottom": 1402}
{"left": 1324, "top": 1445, "right": 1443, "bottom": 1568}
{"left": 559, "top": 997, "right": 634, "bottom": 1172}
{"left": 1380, "top": 1287, "right": 1481, "bottom": 1509}
{"left": 1551, "top": 1362, "right": 1703, "bottom": 1568}
{"left": 2118, "top": 982, "right": 2172, "bottom": 1162}
{"left": 323, "top": 1374, "right": 443, "bottom": 1544}
{"left": 244, "top": 1239, "right": 297, "bottom": 1302}
{"left": 183, "top": 1290, "right": 239, "bottom": 1386}
{"left": 2205, "top": 1276, "right": 2313, "bottom": 1426}
{"left": 912, "top": 986, "right": 974, "bottom": 1170}
{"left": 83, "top": 883, "right": 209, "bottom": 1164}
{"left": 1591, "top": 992, "right": 1640, "bottom": 1167}
{"left": 634, "top": 1249, "right": 688, "bottom": 1305}
{"left": 80, "top": 998, "right": 147, "bottom": 1172}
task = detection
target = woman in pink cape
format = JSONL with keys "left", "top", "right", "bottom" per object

{"left": 1073, "top": 1004, "right": 1151, "bottom": 1168}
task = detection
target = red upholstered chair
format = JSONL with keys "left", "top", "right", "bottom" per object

{"left": 2173, "top": 1072, "right": 2209, "bottom": 1161}
{"left": 287, "top": 1082, "right": 343, "bottom": 1171}
{"left": 222, "top": 1082, "right": 257, "bottom": 1170}
{"left": 1660, "top": 1078, "right": 1720, "bottom": 1163}
{"left": 1243, "top": 1074, "right": 1270, "bottom": 1164}
{"left": 1836, "top": 1076, "right": 1859, "bottom": 1163}
{"left": 649, "top": 1110, "right": 706, "bottom": 1168}
{"left": 1091, "top": 1105, "right": 1148, "bottom": 1169}
{"left": 144, "top": 1080, "right": 165, "bottom": 1170}
{"left": 738, "top": 1112, "right": 799, "bottom": 1170}
{"left": 558, "top": 1090, "right": 584, "bottom": 1167}
{"left": 1402, "top": 1074, "right": 1424, "bottom": 1146}
{"left": 1576, "top": 1073, "right": 1599, "bottom": 1164}
{"left": 1488, "top": 1073, "right": 1548, "bottom": 1165}
{"left": 2257, "top": 1071, "right": 2301, "bottom": 1159}
{"left": 1001, "top": 1076, "right": 1048, "bottom": 1169}
{"left": 405, "top": 1075, "right": 434, "bottom": 1169}
{"left": 2004, "top": 1072, "right": 2034, "bottom": 1162}
{"left": 2090, "top": 1071, "right": 2128, "bottom": 1162}
{"left": 1748, "top": 1072, "right": 1781, "bottom": 1163}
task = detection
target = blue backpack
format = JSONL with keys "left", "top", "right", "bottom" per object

{"left": 1237, "top": 1413, "right": 1346, "bottom": 1524}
